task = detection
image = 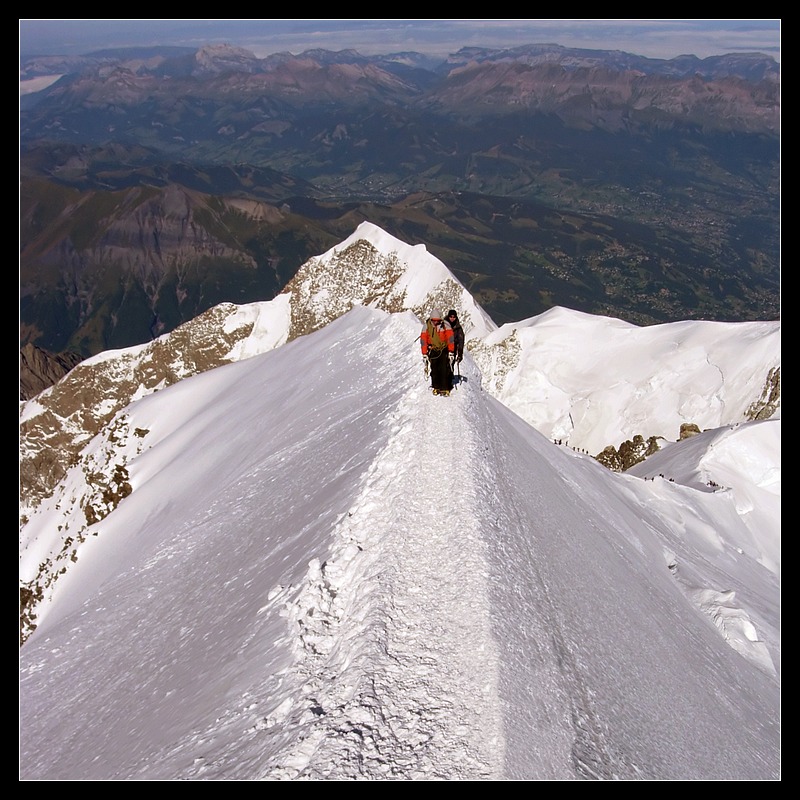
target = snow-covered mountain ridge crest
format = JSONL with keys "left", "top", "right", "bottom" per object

{"left": 20, "top": 222, "right": 779, "bottom": 648}
{"left": 19, "top": 306, "right": 780, "bottom": 779}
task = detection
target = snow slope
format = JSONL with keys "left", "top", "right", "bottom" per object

{"left": 474, "top": 306, "right": 780, "bottom": 454}
{"left": 19, "top": 308, "right": 780, "bottom": 780}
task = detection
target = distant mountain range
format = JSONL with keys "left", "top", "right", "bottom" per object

{"left": 20, "top": 43, "right": 780, "bottom": 362}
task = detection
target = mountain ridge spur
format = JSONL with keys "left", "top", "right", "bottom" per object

{"left": 19, "top": 299, "right": 780, "bottom": 779}
{"left": 20, "top": 222, "right": 780, "bottom": 646}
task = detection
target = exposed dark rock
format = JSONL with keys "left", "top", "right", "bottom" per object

{"left": 20, "top": 343, "right": 83, "bottom": 400}
{"left": 747, "top": 367, "right": 781, "bottom": 420}
{"left": 679, "top": 423, "right": 702, "bottom": 440}
{"left": 595, "top": 434, "right": 663, "bottom": 472}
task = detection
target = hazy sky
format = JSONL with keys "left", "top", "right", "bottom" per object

{"left": 19, "top": 19, "right": 781, "bottom": 62}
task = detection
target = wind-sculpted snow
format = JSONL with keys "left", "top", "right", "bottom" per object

{"left": 19, "top": 221, "right": 780, "bottom": 686}
{"left": 19, "top": 308, "right": 779, "bottom": 779}
{"left": 475, "top": 307, "right": 781, "bottom": 455}
{"left": 263, "top": 370, "right": 504, "bottom": 779}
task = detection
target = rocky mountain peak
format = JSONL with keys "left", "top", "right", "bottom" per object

{"left": 193, "top": 43, "right": 261, "bottom": 76}
{"left": 19, "top": 224, "right": 486, "bottom": 513}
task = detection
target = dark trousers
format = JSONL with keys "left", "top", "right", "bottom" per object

{"left": 428, "top": 349, "right": 453, "bottom": 391}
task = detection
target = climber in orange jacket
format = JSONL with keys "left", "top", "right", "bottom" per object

{"left": 420, "top": 309, "right": 455, "bottom": 395}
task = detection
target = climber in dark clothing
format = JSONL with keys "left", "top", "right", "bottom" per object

{"left": 447, "top": 309, "right": 464, "bottom": 364}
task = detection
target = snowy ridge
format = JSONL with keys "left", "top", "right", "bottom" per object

{"left": 20, "top": 308, "right": 779, "bottom": 779}
{"left": 265, "top": 367, "right": 503, "bottom": 779}
{"left": 628, "top": 421, "right": 780, "bottom": 575}
{"left": 283, "top": 221, "right": 496, "bottom": 341}
{"left": 19, "top": 223, "right": 498, "bottom": 634}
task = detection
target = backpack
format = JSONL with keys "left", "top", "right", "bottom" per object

{"left": 426, "top": 319, "right": 447, "bottom": 351}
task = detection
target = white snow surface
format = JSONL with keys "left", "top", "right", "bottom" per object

{"left": 19, "top": 306, "right": 780, "bottom": 780}
{"left": 482, "top": 306, "right": 780, "bottom": 455}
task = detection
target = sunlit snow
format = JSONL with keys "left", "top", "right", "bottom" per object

{"left": 20, "top": 301, "right": 780, "bottom": 780}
